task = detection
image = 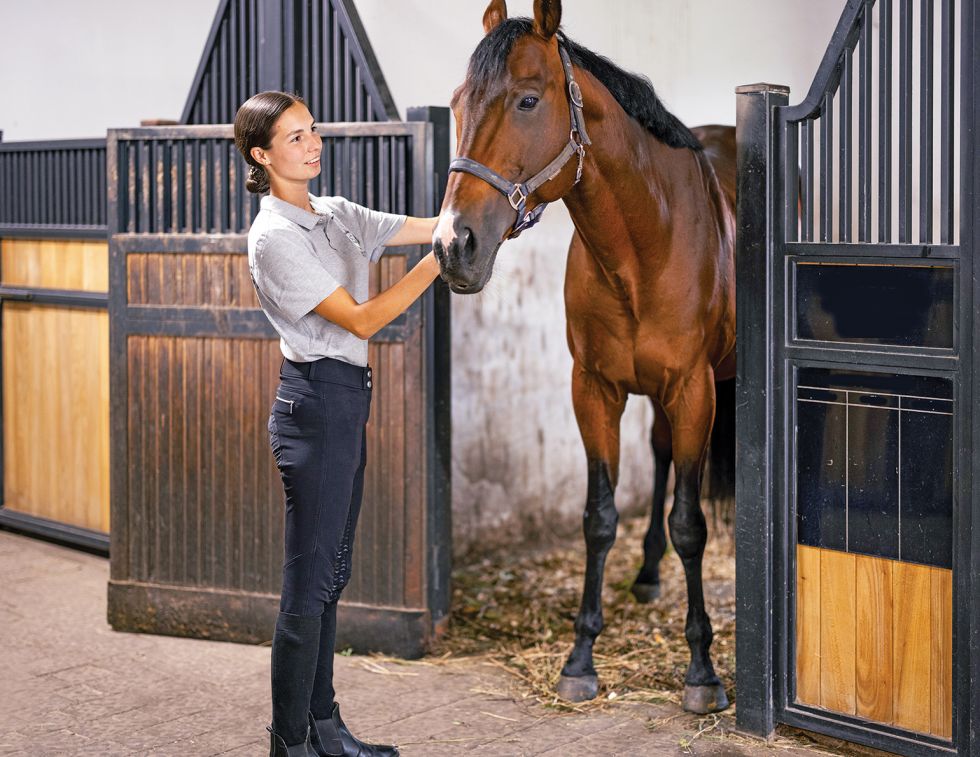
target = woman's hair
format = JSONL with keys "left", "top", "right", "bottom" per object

{"left": 234, "top": 91, "right": 305, "bottom": 194}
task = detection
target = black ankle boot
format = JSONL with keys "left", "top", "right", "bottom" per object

{"left": 308, "top": 703, "right": 399, "bottom": 756}
{"left": 267, "top": 724, "right": 317, "bottom": 756}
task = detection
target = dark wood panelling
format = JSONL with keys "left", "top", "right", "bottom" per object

{"left": 127, "top": 253, "right": 257, "bottom": 308}
{"left": 125, "top": 335, "right": 282, "bottom": 591}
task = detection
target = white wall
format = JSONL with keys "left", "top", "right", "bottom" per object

{"left": 0, "top": 0, "right": 844, "bottom": 555}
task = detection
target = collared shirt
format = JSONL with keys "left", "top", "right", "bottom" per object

{"left": 247, "top": 193, "right": 406, "bottom": 365}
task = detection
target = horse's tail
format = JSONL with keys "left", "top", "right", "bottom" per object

{"left": 707, "top": 377, "right": 736, "bottom": 526}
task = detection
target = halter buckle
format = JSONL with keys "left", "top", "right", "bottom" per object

{"left": 568, "top": 80, "right": 584, "bottom": 109}
{"left": 507, "top": 184, "right": 528, "bottom": 211}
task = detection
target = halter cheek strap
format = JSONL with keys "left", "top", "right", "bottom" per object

{"left": 448, "top": 39, "right": 591, "bottom": 239}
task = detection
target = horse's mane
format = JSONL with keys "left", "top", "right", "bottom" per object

{"left": 466, "top": 18, "right": 703, "bottom": 151}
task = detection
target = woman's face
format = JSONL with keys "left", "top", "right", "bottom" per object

{"left": 252, "top": 101, "right": 322, "bottom": 186}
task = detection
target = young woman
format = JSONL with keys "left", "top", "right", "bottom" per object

{"left": 235, "top": 91, "right": 441, "bottom": 757}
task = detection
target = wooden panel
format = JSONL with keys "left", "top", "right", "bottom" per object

{"left": 855, "top": 555, "right": 893, "bottom": 722}
{"left": 346, "top": 340, "right": 409, "bottom": 607}
{"left": 892, "top": 560, "right": 933, "bottom": 733}
{"left": 127, "top": 253, "right": 257, "bottom": 307}
{"left": 796, "top": 547, "right": 952, "bottom": 738}
{"left": 1, "top": 239, "right": 108, "bottom": 292}
{"left": 2, "top": 302, "right": 109, "bottom": 531}
{"left": 796, "top": 544, "right": 822, "bottom": 706}
{"left": 126, "top": 335, "right": 282, "bottom": 591}
{"left": 819, "top": 549, "right": 856, "bottom": 714}
{"left": 930, "top": 567, "right": 952, "bottom": 738}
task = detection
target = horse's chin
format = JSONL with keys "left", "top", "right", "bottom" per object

{"left": 444, "top": 241, "right": 501, "bottom": 295}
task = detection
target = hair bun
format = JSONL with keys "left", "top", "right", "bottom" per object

{"left": 245, "top": 163, "right": 269, "bottom": 194}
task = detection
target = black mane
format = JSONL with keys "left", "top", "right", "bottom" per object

{"left": 466, "top": 18, "right": 702, "bottom": 151}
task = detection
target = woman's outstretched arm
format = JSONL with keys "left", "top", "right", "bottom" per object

{"left": 312, "top": 252, "right": 441, "bottom": 339}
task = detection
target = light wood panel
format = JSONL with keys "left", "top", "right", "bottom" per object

{"left": 856, "top": 555, "right": 893, "bottom": 722}
{"left": 3, "top": 302, "right": 109, "bottom": 531}
{"left": 819, "top": 549, "right": 856, "bottom": 714}
{"left": 1, "top": 239, "right": 108, "bottom": 292}
{"left": 796, "top": 546, "right": 952, "bottom": 738}
{"left": 796, "top": 544, "right": 822, "bottom": 706}
{"left": 930, "top": 568, "right": 953, "bottom": 738}
{"left": 893, "top": 561, "right": 933, "bottom": 733}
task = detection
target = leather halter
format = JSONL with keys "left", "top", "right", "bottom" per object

{"left": 448, "top": 37, "right": 591, "bottom": 239}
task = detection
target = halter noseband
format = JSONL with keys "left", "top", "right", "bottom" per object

{"left": 448, "top": 37, "right": 591, "bottom": 239}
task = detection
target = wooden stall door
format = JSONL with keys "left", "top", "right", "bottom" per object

{"left": 1, "top": 239, "right": 110, "bottom": 533}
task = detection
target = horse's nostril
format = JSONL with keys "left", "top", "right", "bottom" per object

{"left": 460, "top": 227, "right": 474, "bottom": 256}
{"left": 433, "top": 237, "right": 446, "bottom": 267}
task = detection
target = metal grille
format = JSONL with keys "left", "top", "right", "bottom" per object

{"left": 0, "top": 139, "right": 107, "bottom": 236}
{"left": 181, "top": 0, "right": 398, "bottom": 125}
{"left": 111, "top": 125, "right": 414, "bottom": 235}
{"left": 785, "top": 0, "right": 960, "bottom": 246}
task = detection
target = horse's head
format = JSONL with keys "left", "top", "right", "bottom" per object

{"left": 434, "top": 0, "right": 585, "bottom": 294}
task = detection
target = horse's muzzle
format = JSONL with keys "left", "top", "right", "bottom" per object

{"left": 432, "top": 221, "right": 489, "bottom": 293}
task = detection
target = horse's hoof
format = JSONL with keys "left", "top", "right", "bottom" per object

{"left": 630, "top": 581, "right": 661, "bottom": 603}
{"left": 682, "top": 683, "right": 730, "bottom": 714}
{"left": 557, "top": 673, "right": 599, "bottom": 702}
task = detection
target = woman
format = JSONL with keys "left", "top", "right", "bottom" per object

{"left": 234, "top": 90, "right": 440, "bottom": 757}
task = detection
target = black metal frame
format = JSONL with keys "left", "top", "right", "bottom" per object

{"left": 736, "top": 0, "right": 977, "bottom": 754}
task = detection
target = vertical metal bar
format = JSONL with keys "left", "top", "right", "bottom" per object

{"left": 785, "top": 122, "right": 800, "bottom": 242}
{"left": 921, "top": 0, "right": 935, "bottom": 242}
{"left": 940, "top": 0, "right": 955, "bottom": 243}
{"left": 311, "top": 0, "right": 321, "bottom": 121}
{"left": 899, "top": 0, "right": 913, "bottom": 242}
{"left": 859, "top": 3, "right": 873, "bottom": 241}
{"left": 379, "top": 136, "right": 389, "bottom": 213}
{"left": 297, "top": 0, "right": 307, "bottom": 108}
{"left": 879, "top": 0, "right": 893, "bottom": 242}
{"left": 155, "top": 141, "right": 166, "bottom": 234}
{"left": 840, "top": 53, "right": 853, "bottom": 242}
{"left": 330, "top": 3, "right": 344, "bottom": 121}
{"left": 333, "top": 13, "right": 342, "bottom": 122}
{"left": 820, "top": 93, "right": 834, "bottom": 241}
{"left": 229, "top": 0, "right": 238, "bottom": 112}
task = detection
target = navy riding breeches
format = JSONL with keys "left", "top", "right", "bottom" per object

{"left": 268, "top": 356, "right": 373, "bottom": 616}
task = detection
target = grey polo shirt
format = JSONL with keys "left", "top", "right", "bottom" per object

{"left": 247, "top": 193, "right": 406, "bottom": 366}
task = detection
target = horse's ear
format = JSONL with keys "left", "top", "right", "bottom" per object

{"left": 532, "top": 0, "right": 562, "bottom": 39}
{"left": 482, "top": 0, "right": 507, "bottom": 35}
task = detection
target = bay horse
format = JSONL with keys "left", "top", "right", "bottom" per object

{"left": 433, "top": 0, "right": 736, "bottom": 714}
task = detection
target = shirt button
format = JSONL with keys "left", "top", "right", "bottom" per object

{"left": 366, "top": 380, "right": 372, "bottom": 388}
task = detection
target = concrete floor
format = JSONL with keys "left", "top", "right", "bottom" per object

{"left": 0, "top": 529, "right": 868, "bottom": 756}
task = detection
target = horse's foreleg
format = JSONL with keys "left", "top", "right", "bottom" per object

{"left": 557, "top": 367, "right": 626, "bottom": 703}
{"left": 665, "top": 367, "right": 730, "bottom": 714}
{"left": 632, "top": 400, "right": 672, "bottom": 602}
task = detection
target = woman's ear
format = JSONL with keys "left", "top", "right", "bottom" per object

{"left": 250, "top": 146, "right": 267, "bottom": 165}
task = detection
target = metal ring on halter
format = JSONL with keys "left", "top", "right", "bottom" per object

{"left": 508, "top": 185, "right": 528, "bottom": 211}
{"left": 568, "top": 80, "right": 584, "bottom": 109}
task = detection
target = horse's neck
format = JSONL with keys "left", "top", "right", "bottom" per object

{"left": 562, "top": 87, "right": 695, "bottom": 275}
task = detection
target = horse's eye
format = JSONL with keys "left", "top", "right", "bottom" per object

{"left": 518, "top": 96, "right": 539, "bottom": 111}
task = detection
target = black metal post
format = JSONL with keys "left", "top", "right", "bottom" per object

{"left": 734, "top": 81, "right": 789, "bottom": 739}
